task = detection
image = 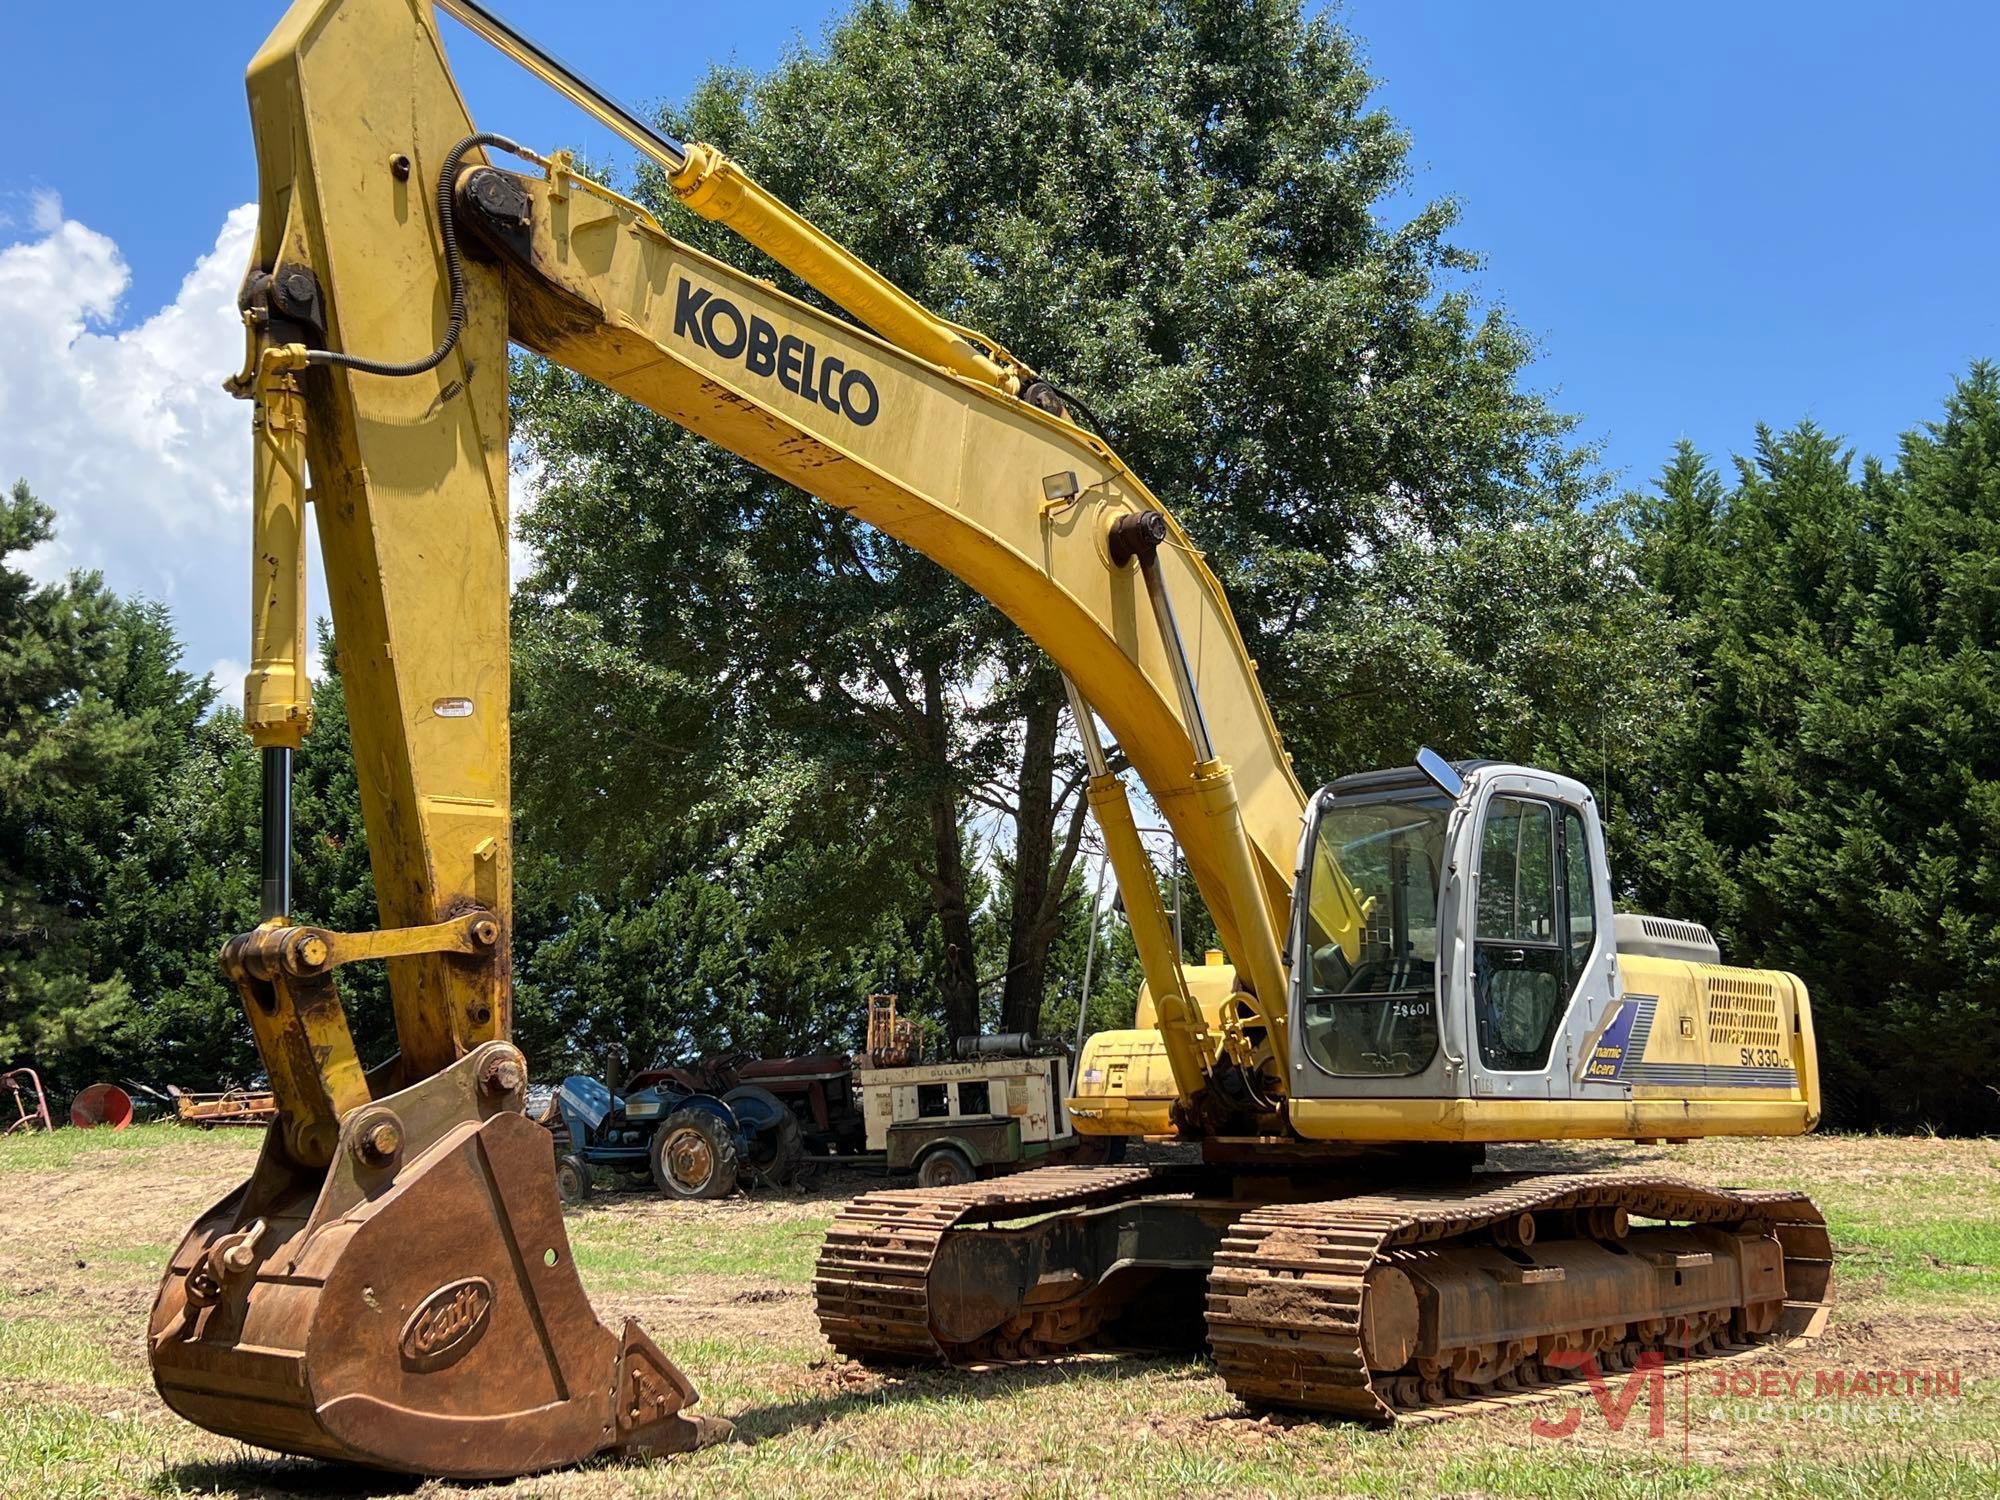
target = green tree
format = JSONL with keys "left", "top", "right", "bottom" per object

{"left": 0, "top": 478, "right": 390, "bottom": 1099}
{"left": 1286, "top": 500, "right": 1684, "bottom": 793}
{"left": 1625, "top": 366, "right": 2000, "bottom": 1131}
{"left": 92, "top": 709, "right": 261, "bottom": 1089}
{"left": 98, "top": 627, "right": 386, "bottom": 1090}
{"left": 514, "top": 849, "right": 931, "bottom": 1075}
{"left": 0, "top": 479, "right": 217, "bottom": 1089}
{"left": 515, "top": 0, "right": 1655, "bottom": 1048}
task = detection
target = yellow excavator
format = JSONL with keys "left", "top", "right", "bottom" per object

{"left": 149, "top": 0, "right": 1832, "bottom": 1478}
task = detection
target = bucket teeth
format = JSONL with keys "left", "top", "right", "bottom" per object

{"left": 611, "top": 1320, "right": 733, "bottom": 1456}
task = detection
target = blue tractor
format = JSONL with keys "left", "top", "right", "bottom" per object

{"left": 545, "top": 1059, "right": 802, "bottom": 1203}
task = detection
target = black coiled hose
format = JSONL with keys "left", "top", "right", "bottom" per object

{"left": 305, "top": 131, "right": 529, "bottom": 378}
{"left": 1046, "top": 380, "right": 1117, "bottom": 449}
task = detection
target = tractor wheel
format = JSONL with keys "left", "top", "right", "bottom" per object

{"left": 651, "top": 1109, "right": 740, "bottom": 1200}
{"left": 722, "top": 1085, "right": 805, "bottom": 1190}
{"left": 554, "top": 1153, "right": 592, "bottom": 1206}
{"left": 916, "top": 1144, "right": 977, "bottom": 1189}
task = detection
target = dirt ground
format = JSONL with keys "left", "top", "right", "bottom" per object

{"left": 2, "top": 1126, "right": 1996, "bottom": 1498}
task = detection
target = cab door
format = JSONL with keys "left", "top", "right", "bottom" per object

{"left": 1467, "top": 786, "right": 1605, "bottom": 1100}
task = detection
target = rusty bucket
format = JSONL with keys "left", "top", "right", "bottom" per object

{"left": 148, "top": 1041, "right": 727, "bottom": 1478}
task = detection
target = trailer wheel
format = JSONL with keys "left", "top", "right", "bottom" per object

{"left": 554, "top": 1153, "right": 592, "bottom": 1206}
{"left": 651, "top": 1109, "right": 739, "bottom": 1199}
{"left": 916, "top": 1144, "right": 977, "bottom": 1188}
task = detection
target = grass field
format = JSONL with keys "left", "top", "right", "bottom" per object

{"left": 2, "top": 1125, "right": 1996, "bottom": 1498}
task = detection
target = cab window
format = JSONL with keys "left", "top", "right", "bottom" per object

{"left": 1299, "top": 792, "right": 1447, "bottom": 1077}
{"left": 1562, "top": 807, "right": 1597, "bottom": 976}
{"left": 1474, "top": 796, "right": 1594, "bottom": 1072}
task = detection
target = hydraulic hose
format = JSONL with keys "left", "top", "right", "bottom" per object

{"left": 1045, "top": 380, "right": 1116, "bottom": 447}
{"left": 304, "top": 131, "right": 534, "bottom": 378}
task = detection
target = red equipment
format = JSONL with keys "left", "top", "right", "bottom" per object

{"left": 2, "top": 1068, "right": 53, "bottom": 1134}
{"left": 69, "top": 1082, "right": 134, "bottom": 1130}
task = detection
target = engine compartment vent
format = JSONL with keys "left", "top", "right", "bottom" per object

{"left": 1613, "top": 912, "right": 1722, "bottom": 965}
{"left": 1704, "top": 973, "right": 1784, "bottom": 1051}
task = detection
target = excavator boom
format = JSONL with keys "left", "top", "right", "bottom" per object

{"left": 154, "top": 0, "right": 1300, "bottom": 1473}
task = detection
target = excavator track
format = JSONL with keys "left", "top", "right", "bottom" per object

{"left": 816, "top": 1167, "right": 1833, "bottom": 1426}
{"left": 1207, "top": 1172, "right": 1833, "bottom": 1423}
{"left": 815, "top": 1164, "right": 1166, "bottom": 1361}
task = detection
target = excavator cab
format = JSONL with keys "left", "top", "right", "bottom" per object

{"left": 1286, "top": 757, "right": 1616, "bottom": 1108}
{"left": 1072, "top": 753, "right": 1819, "bottom": 1145}
{"left": 1280, "top": 753, "right": 1818, "bottom": 1143}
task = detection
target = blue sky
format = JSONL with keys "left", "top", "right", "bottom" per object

{"left": 2, "top": 1, "right": 1995, "bottom": 683}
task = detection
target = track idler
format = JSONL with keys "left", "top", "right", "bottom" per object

{"left": 148, "top": 1041, "right": 728, "bottom": 1478}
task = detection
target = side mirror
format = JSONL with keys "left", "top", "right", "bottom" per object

{"left": 1416, "top": 745, "right": 1464, "bottom": 799}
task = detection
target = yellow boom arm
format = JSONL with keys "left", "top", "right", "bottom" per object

{"left": 238, "top": 0, "right": 1312, "bottom": 1119}
{"left": 151, "top": 0, "right": 1318, "bottom": 1475}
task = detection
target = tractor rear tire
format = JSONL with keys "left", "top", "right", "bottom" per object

{"left": 651, "top": 1109, "right": 739, "bottom": 1200}
{"left": 554, "top": 1152, "right": 592, "bottom": 1206}
{"left": 723, "top": 1084, "right": 805, "bottom": 1190}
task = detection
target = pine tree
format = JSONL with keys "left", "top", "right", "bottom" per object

{"left": 1626, "top": 366, "right": 2000, "bottom": 1130}
{"left": 0, "top": 480, "right": 212, "bottom": 1086}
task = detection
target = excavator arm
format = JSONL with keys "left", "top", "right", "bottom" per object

{"left": 474, "top": 156, "right": 1311, "bottom": 1080}
{"left": 149, "top": 0, "right": 1345, "bottom": 1477}
{"left": 235, "top": 0, "right": 1326, "bottom": 1120}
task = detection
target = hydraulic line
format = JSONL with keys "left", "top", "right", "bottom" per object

{"left": 436, "top": 0, "right": 692, "bottom": 172}
{"left": 304, "top": 131, "right": 540, "bottom": 378}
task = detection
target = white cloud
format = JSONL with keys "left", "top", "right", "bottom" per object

{"left": 2, "top": 202, "right": 549, "bottom": 701}
{"left": 0, "top": 203, "right": 257, "bottom": 680}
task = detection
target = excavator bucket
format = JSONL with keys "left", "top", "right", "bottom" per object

{"left": 149, "top": 1042, "right": 727, "bottom": 1478}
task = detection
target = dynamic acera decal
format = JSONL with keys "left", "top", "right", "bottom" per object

{"left": 1582, "top": 1000, "right": 1639, "bottom": 1082}
{"left": 1582, "top": 995, "right": 1799, "bottom": 1090}
{"left": 672, "top": 279, "right": 880, "bottom": 427}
